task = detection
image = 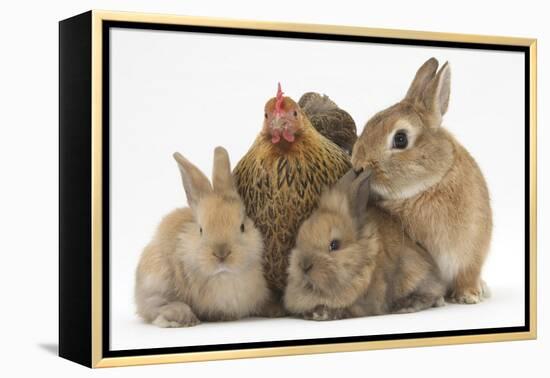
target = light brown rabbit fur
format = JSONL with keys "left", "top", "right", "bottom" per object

{"left": 135, "top": 147, "right": 271, "bottom": 327}
{"left": 351, "top": 58, "right": 492, "bottom": 304}
{"left": 284, "top": 170, "right": 445, "bottom": 320}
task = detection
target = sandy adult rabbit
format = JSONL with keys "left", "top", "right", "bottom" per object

{"left": 284, "top": 170, "right": 445, "bottom": 320}
{"left": 135, "top": 147, "right": 270, "bottom": 327}
{"left": 351, "top": 58, "right": 492, "bottom": 304}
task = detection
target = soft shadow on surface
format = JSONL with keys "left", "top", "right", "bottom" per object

{"left": 38, "top": 343, "right": 58, "bottom": 355}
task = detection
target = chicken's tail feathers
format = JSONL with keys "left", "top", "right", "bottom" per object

{"left": 298, "top": 92, "right": 358, "bottom": 155}
{"left": 298, "top": 92, "right": 339, "bottom": 115}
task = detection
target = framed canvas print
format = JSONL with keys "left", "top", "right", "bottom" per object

{"left": 59, "top": 10, "right": 537, "bottom": 368}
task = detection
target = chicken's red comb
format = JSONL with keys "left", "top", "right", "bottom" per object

{"left": 275, "top": 82, "right": 284, "bottom": 114}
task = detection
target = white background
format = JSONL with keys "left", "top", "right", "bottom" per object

{"left": 0, "top": 0, "right": 548, "bottom": 376}
{"left": 109, "top": 27, "right": 525, "bottom": 350}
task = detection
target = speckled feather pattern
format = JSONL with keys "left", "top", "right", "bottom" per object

{"left": 233, "top": 127, "right": 351, "bottom": 295}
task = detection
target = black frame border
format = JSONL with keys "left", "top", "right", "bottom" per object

{"left": 100, "top": 20, "right": 531, "bottom": 359}
{"left": 59, "top": 11, "right": 93, "bottom": 367}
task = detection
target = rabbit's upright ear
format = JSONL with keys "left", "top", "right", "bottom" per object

{"left": 347, "top": 169, "right": 371, "bottom": 227}
{"left": 212, "top": 146, "right": 238, "bottom": 196}
{"left": 405, "top": 57, "right": 439, "bottom": 101}
{"left": 173, "top": 152, "right": 213, "bottom": 210}
{"left": 334, "top": 169, "right": 357, "bottom": 194}
{"left": 319, "top": 169, "right": 356, "bottom": 216}
{"left": 422, "top": 62, "right": 451, "bottom": 127}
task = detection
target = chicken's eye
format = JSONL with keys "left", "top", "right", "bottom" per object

{"left": 199, "top": 226, "right": 203, "bottom": 236}
{"left": 293, "top": 110, "right": 298, "bottom": 117}
{"left": 240, "top": 223, "right": 245, "bottom": 233}
{"left": 392, "top": 130, "right": 408, "bottom": 149}
{"left": 329, "top": 239, "right": 340, "bottom": 252}
{"left": 264, "top": 113, "right": 268, "bottom": 119}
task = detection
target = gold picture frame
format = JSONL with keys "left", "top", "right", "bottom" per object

{"left": 59, "top": 9, "right": 537, "bottom": 368}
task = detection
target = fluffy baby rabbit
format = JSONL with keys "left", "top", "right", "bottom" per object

{"left": 351, "top": 58, "right": 492, "bottom": 304}
{"left": 135, "top": 147, "right": 270, "bottom": 327}
{"left": 284, "top": 170, "right": 445, "bottom": 320}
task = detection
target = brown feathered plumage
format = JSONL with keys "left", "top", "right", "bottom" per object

{"left": 233, "top": 88, "right": 352, "bottom": 296}
{"left": 298, "top": 92, "right": 357, "bottom": 154}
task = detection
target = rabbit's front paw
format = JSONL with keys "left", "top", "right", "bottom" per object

{"left": 152, "top": 302, "right": 200, "bottom": 328}
{"left": 448, "top": 286, "right": 483, "bottom": 304}
{"left": 303, "top": 305, "right": 345, "bottom": 321}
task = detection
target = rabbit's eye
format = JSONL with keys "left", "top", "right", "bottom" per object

{"left": 240, "top": 223, "right": 245, "bottom": 233}
{"left": 199, "top": 227, "right": 203, "bottom": 236}
{"left": 264, "top": 113, "right": 268, "bottom": 119}
{"left": 392, "top": 131, "right": 408, "bottom": 149}
{"left": 329, "top": 239, "right": 341, "bottom": 252}
{"left": 293, "top": 110, "right": 298, "bottom": 117}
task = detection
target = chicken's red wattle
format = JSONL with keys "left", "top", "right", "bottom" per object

{"left": 283, "top": 129, "right": 295, "bottom": 143}
{"left": 271, "top": 129, "right": 281, "bottom": 144}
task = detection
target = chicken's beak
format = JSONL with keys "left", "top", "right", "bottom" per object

{"left": 272, "top": 115, "right": 285, "bottom": 131}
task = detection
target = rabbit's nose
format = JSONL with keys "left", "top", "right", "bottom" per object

{"left": 300, "top": 258, "right": 313, "bottom": 274}
{"left": 213, "top": 246, "right": 232, "bottom": 261}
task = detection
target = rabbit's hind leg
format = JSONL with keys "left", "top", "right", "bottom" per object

{"left": 152, "top": 302, "right": 200, "bottom": 328}
{"left": 392, "top": 293, "right": 445, "bottom": 314}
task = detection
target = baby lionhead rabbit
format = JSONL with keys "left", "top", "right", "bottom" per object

{"left": 351, "top": 58, "right": 492, "bottom": 304}
{"left": 135, "top": 147, "right": 270, "bottom": 327}
{"left": 284, "top": 170, "right": 445, "bottom": 320}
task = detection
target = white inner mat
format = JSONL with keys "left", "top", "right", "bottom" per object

{"left": 109, "top": 27, "right": 526, "bottom": 350}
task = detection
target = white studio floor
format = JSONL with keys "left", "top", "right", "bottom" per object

{"left": 110, "top": 284, "right": 525, "bottom": 351}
